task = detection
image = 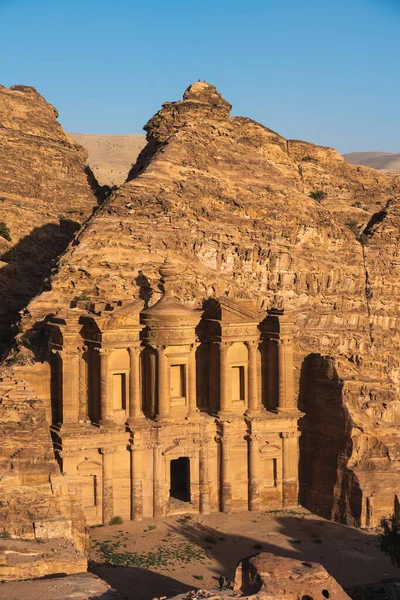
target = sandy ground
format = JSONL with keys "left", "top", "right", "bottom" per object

{"left": 87, "top": 508, "right": 398, "bottom": 600}
{"left": 70, "top": 133, "right": 146, "bottom": 187}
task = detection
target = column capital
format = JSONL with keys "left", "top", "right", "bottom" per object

{"left": 128, "top": 344, "right": 142, "bottom": 354}
{"left": 99, "top": 445, "right": 116, "bottom": 455}
{"left": 245, "top": 339, "right": 260, "bottom": 349}
{"left": 280, "top": 431, "right": 301, "bottom": 439}
{"left": 97, "top": 347, "right": 110, "bottom": 355}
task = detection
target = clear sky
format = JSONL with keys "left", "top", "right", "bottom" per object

{"left": 1, "top": 0, "right": 399, "bottom": 153}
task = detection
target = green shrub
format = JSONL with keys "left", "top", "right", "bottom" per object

{"left": 352, "top": 200, "right": 362, "bottom": 208}
{"left": 0, "top": 531, "right": 11, "bottom": 539}
{"left": 109, "top": 516, "right": 123, "bottom": 526}
{"left": 309, "top": 190, "right": 327, "bottom": 202}
{"left": 0, "top": 221, "right": 11, "bottom": 242}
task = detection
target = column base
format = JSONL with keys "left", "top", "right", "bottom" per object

{"left": 99, "top": 419, "right": 118, "bottom": 429}
{"left": 186, "top": 409, "right": 204, "bottom": 421}
{"left": 127, "top": 415, "right": 148, "bottom": 427}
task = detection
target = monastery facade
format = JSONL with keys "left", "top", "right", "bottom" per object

{"left": 48, "top": 261, "right": 302, "bottom": 525}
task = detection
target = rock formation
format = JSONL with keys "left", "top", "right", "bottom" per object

{"left": 235, "top": 552, "right": 351, "bottom": 599}
{"left": 12, "top": 81, "right": 400, "bottom": 529}
{"left": 0, "top": 79, "right": 400, "bottom": 573}
{"left": 162, "top": 552, "right": 351, "bottom": 600}
{"left": 0, "top": 84, "right": 100, "bottom": 353}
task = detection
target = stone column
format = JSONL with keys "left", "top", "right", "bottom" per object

{"left": 153, "top": 442, "right": 164, "bottom": 518}
{"left": 246, "top": 341, "right": 260, "bottom": 415}
{"left": 129, "top": 445, "right": 143, "bottom": 521}
{"left": 61, "top": 350, "right": 80, "bottom": 425}
{"left": 78, "top": 346, "right": 88, "bottom": 422}
{"left": 248, "top": 434, "right": 260, "bottom": 511}
{"left": 277, "top": 340, "right": 296, "bottom": 412}
{"left": 157, "top": 346, "right": 170, "bottom": 420}
{"left": 188, "top": 343, "right": 199, "bottom": 417}
{"left": 219, "top": 436, "right": 232, "bottom": 513}
{"left": 100, "top": 446, "right": 114, "bottom": 525}
{"left": 199, "top": 439, "right": 210, "bottom": 514}
{"left": 219, "top": 342, "right": 230, "bottom": 414}
{"left": 281, "top": 431, "right": 301, "bottom": 508}
{"left": 127, "top": 346, "right": 145, "bottom": 423}
{"left": 99, "top": 349, "right": 113, "bottom": 426}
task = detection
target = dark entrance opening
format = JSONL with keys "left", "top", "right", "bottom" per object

{"left": 170, "top": 457, "right": 190, "bottom": 502}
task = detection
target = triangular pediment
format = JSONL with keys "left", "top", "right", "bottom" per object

{"left": 203, "top": 296, "right": 265, "bottom": 324}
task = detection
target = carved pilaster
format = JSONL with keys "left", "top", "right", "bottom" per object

{"left": 247, "top": 433, "right": 260, "bottom": 511}
{"left": 245, "top": 340, "right": 260, "bottom": 415}
{"left": 127, "top": 345, "right": 145, "bottom": 423}
{"left": 218, "top": 342, "right": 232, "bottom": 414}
{"left": 216, "top": 434, "right": 232, "bottom": 513}
{"left": 280, "top": 431, "right": 301, "bottom": 508}
{"left": 99, "top": 446, "right": 115, "bottom": 524}
{"left": 129, "top": 444, "right": 143, "bottom": 521}
{"left": 98, "top": 348, "right": 114, "bottom": 426}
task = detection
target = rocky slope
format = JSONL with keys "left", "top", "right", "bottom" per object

{"left": 0, "top": 369, "right": 87, "bottom": 579}
{"left": 12, "top": 82, "right": 400, "bottom": 527}
{"left": 71, "top": 133, "right": 146, "bottom": 186}
{"left": 345, "top": 151, "right": 400, "bottom": 173}
{"left": 0, "top": 84, "right": 100, "bottom": 353}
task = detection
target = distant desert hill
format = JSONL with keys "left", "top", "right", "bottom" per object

{"left": 70, "top": 133, "right": 146, "bottom": 186}
{"left": 344, "top": 151, "right": 400, "bottom": 173}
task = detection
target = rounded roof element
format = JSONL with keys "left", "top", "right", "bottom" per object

{"left": 141, "top": 258, "right": 201, "bottom": 328}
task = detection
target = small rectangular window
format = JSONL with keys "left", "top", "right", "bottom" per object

{"left": 170, "top": 364, "right": 186, "bottom": 398}
{"left": 231, "top": 365, "right": 245, "bottom": 401}
{"left": 113, "top": 373, "right": 127, "bottom": 410}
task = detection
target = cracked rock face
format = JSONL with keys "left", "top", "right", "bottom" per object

{"left": 0, "top": 84, "right": 100, "bottom": 352}
{"left": 8, "top": 81, "right": 400, "bottom": 528}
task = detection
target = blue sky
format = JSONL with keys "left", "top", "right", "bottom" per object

{"left": 0, "top": 0, "right": 399, "bottom": 153}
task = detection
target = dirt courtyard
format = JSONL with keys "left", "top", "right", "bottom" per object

{"left": 88, "top": 507, "right": 398, "bottom": 600}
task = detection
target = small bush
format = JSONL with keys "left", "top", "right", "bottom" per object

{"left": 0, "top": 221, "right": 11, "bottom": 242}
{"left": 292, "top": 538, "right": 302, "bottom": 544}
{"left": 357, "top": 233, "right": 368, "bottom": 246}
{"left": 193, "top": 575, "right": 204, "bottom": 580}
{"left": 346, "top": 219, "right": 359, "bottom": 234}
{"left": 109, "top": 516, "right": 123, "bottom": 526}
{"left": 253, "top": 543, "right": 263, "bottom": 549}
{"left": 309, "top": 190, "right": 327, "bottom": 202}
{"left": 314, "top": 537, "right": 323, "bottom": 544}
{"left": 352, "top": 200, "right": 362, "bottom": 208}
{"left": 0, "top": 531, "right": 11, "bottom": 539}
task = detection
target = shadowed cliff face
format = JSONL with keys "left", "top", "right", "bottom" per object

{"left": 11, "top": 81, "right": 400, "bottom": 525}
{"left": 0, "top": 84, "right": 101, "bottom": 352}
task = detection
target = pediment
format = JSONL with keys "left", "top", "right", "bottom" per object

{"left": 203, "top": 296, "right": 265, "bottom": 324}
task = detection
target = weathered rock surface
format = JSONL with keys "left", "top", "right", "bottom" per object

{"left": 235, "top": 552, "right": 351, "bottom": 599}
{"left": 8, "top": 82, "right": 400, "bottom": 529}
{"left": 0, "top": 369, "right": 87, "bottom": 578}
{"left": 71, "top": 133, "right": 146, "bottom": 187}
{"left": 0, "top": 84, "right": 100, "bottom": 352}
{"left": 162, "top": 552, "right": 350, "bottom": 600}
{"left": 0, "top": 572, "right": 123, "bottom": 599}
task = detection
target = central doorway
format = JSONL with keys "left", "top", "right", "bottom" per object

{"left": 170, "top": 457, "right": 191, "bottom": 502}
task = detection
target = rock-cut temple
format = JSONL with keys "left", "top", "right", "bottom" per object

{"left": 48, "top": 260, "right": 302, "bottom": 525}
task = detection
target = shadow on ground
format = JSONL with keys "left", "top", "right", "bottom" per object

{"left": 90, "top": 563, "right": 196, "bottom": 600}
{"left": 89, "top": 513, "right": 397, "bottom": 600}
{"left": 171, "top": 514, "right": 391, "bottom": 588}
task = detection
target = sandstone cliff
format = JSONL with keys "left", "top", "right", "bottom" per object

{"left": 0, "top": 84, "right": 100, "bottom": 353}
{"left": 12, "top": 82, "right": 400, "bottom": 527}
